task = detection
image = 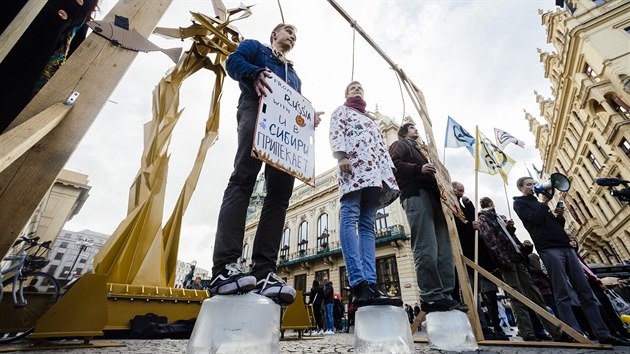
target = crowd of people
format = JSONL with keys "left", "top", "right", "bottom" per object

{"left": 203, "top": 22, "right": 629, "bottom": 346}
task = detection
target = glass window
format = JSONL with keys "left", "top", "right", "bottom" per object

{"left": 47, "top": 264, "right": 58, "bottom": 276}
{"left": 588, "top": 152, "right": 602, "bottom": 171}
{"left": 298, "top": 221, "right": 308, "bottom": 253}
{"left": 60, "top": 242, "right": 68, "bottom": 249}
{"left": 315, "top": 269, "right": 329, "bottom": 285}
{"left": 376, "top": 256, "right": 401, "bottom": 298}
{"left": 294, "top": 274, "right": 307, "bottom": 294}
{"left": 620, "top": 138, "right": 630, "bottom": 160}
{"left": 375, "top": 207, "right": 390, "bottom": 232}
{"left": 242, "top": 243, "right": 249, "bottom": 262}
{"left": 54, "top": 252, "right": 64, "bottom": 260}
{"left": 339, "top": 266, "right": 349, "bottom": 304}
{"left": 609, "top": 95, "right": 630, "bottom": 118}
{"left": 317, "top": 214, "right": 328, "bottom": 239}
{"left": 79, "top": 258, "right": 87, "bottom": 264}
{"left": 584, "top": 63, "right": 597, "bottom": 78}
{"left": 280, "top": 227, "right": 290, "bottom": 258}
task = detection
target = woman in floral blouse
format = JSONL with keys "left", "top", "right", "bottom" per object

{"left": 329, "top": 81, "right": 401, "bottom": 307}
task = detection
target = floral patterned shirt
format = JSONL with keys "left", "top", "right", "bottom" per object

{"left": 329, "top": 106, "right": 399, "bottom": 207}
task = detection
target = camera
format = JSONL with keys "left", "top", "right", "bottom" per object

{"left": 556, "top": 201, "right": 564, "bottom": 209}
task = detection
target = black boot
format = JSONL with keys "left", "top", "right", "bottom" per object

{"left": 352, "top": 281, "right": 370, "bottom": 308}
{"left": 368, "top": 283, "right": 403, "bottom": 306}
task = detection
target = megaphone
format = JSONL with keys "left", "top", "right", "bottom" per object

{"left": 533, "top": 172, "right": 571, "bottom": 197}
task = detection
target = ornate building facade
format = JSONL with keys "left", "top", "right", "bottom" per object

{"left": 243, "top": 112, "right": 422, "bottom": 306}
{"left": 527, "top": 0, "right": 630, "bottom": 264}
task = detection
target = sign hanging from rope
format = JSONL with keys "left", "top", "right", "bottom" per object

{"left": 252, "top": 71, "right": 316, "bottom": 186}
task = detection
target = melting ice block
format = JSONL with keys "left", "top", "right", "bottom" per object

{"left": 354, "top": 305, "right": 414, "bottom": 354}
{"left": 426, "top": 310, "right": 478, "bottom": 352}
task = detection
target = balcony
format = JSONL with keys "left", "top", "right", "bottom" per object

{"left": 277, "top": 224, "right": 407, "bottom": 267}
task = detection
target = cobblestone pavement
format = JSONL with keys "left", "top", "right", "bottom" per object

{"left": 4, "top": 331, "right": 630, "bottom": 353}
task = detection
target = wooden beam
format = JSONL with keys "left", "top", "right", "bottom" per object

{"left": 410, "top": 311, "right": 426, "bottom": 334}
{"left": 463, "top": 257, "right": 591, "bottom": 344}
{"left": 0, "top": 0, "right": 173, "bottom": 258}
{"left": 0, "top": 102, "right": 72, "bottom": 173}
{"left": 0, "top": 0, "right": 47, "bottom": 63}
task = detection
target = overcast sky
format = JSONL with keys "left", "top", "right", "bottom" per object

{"left": 64, "top": 0, "right": 557, "bottom": 272}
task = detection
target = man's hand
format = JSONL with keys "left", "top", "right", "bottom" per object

{"left": 507, "top": 219, "right": 515, "bottom": 227}
{"left": 420, "top": 163, "right": 436, "bottom": 174}
{"left": 314, "top": 111, "right": 324, "bottom": 128}
{"left": 471, "top": 220, "right": 480, "bottom": 230}
{"left": 338, "top": 158, "right": 352, "bottom": 174}
{"left": 255, "top": 69, "right": 273, "bottom": 96}
{"left": 462, "top": 196, "right": 470, "bottom": 204}
{"left": 554, "top": 206, "right": 565, "bottom": 215}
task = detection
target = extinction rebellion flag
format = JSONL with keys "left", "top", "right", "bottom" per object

{"left": 475, "top": 128, "right": 516, "bottom": 184}
{"left": 444, "top": 116, "right": 475, "bottom": 156}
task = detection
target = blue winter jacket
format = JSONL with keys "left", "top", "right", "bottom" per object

{"left": 226, "top": 39, "right": 302, "bottom": 106}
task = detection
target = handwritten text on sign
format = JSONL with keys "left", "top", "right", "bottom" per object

{"left": 253, "top": 72, "right": 315, "bottom": 186}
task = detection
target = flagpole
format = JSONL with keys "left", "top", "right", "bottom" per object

{"left": 473, "top": 126, "right": 480, "bottom": 306}
{"left": 503, "top": 182, "right": 512, "bottom": 219}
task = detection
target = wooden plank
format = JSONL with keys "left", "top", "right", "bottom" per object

{"left": 410, "top": 311, "right": 426, "bottom": 334}
{"left": 463, "top": 257, "right": 591, "bottom": 344}
{"left": 0, "top": 1, "right": 47, "bottom": 63}
{"left": 0, "top": 0, "right": 173, "bottom": 258}
{"left": 0, "top": 103, "right": 72, "bottom": 173}
{"left": 478, "top": 340, "right": 611, "bottom": 350}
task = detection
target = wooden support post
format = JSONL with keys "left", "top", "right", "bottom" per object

{"left": 410, "top": 311, "right": 427, "bottom": 334}
{"left": 0, "top": 103, "right": 73, "bottom": 173}
{"left": 0, "top": 0, "right": 173, "bottom": 258}
{"left": 0, "top": 1, "right": 47, "bottom": 63}
{"left": 463, "top": 257, "right": 591, "bottom": 344}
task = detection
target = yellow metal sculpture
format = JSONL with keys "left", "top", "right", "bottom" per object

{"left": 93, "top": 5, "right": 252, "bottom": 287}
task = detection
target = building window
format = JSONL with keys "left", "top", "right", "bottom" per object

{"left": 608, "top": 95, "right": 630, "bottom": 118}
{"left": 54, "top": 252, "right": 64, "bottom": 261}
{"left": 280, "top": 228, "right": 290, "bottom": 259}
{"left": 242, "top": 243, "right": 249, "bottom": 262}
{"left": 375, "top": 207, "right": 390, "bottom": 232}
{"left": 376, "top": 256, "right": 401, "bottom": 298}
{"left": 47, "top": 264, "right": 58, "bottom": 276}
{"left": 298, "top": 221, "right": 308, "bottom": 253}
{"left": 588, "top": 152, "right": 602, "bottom": 171}
{"left": 79, "top": 258, "right": 87, "bottom": 264}
{"left": 61, "top": 266, "right": 71, "bottom": 278}
{"left": 60, "top": 242, "right": 68, "bottom": 249}
{"left": 315, "top": 269, "right": 329, "bottom": 285}
{"left": 317, "top": 214, "right": 328, "bottom": 240}
{"left": 294, "top": 274, "right": 307, "bottom": 294}
{"left": 339, "top": 266, "right": 349, "bottom": 304}
{"left": 620, "top": 138, "right": 630, "bottom": 160}
{"left": 576, "top": 192, "right": 594, "bottom": 218}
{"left": 584, "top": 63, "right": 598, "bottom": 78}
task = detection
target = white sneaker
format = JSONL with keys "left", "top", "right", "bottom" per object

{"left": 325, "top": 330, "right": 334, "bottom": 335}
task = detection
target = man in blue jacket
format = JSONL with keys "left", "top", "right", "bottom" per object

{"left": 208, "top": 24, "right": 321, "bottom": 305}
{"left": 513, "top": 176, "right": 629, "bottom": 346}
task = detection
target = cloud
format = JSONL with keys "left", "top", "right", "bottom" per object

{"left": 64, "top": 0, "right": 557, "bottom": 271}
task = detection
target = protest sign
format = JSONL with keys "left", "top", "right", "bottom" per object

{"left": 252, "top": 71, "right": 316, "bottom": 186}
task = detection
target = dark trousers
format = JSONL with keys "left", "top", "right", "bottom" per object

{"left": 212, "top": 100, "right": 295, "bottom": 277}
{"left": 539, "top": 248, "right": 610, "bottom": 340}
{"left": 313, "top": 303, "right": 323, "bottom": 330}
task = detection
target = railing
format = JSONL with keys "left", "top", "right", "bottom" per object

{"left": 277, "top": 224, "right": 407, "bottom": 267}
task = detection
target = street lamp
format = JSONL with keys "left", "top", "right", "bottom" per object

{"left": 67, "top": 239, "right": 91, "bottom": 279}
{"left": 184, "top": 260, "right": 197, "bottom": 288}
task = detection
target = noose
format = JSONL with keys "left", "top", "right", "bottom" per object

{"left": 277, "top": 0, "right": 285, "bottom": 23}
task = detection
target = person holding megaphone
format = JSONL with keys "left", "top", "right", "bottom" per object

{"left": 513, "top": 176, "right": 630, "bottom": 346}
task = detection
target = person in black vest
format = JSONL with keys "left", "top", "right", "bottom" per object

{"left": 323, "top": 277, "right": 335, "bottom": 335}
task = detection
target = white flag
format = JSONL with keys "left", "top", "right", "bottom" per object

{"left": 494, "top": 128, "right": 525, "bottom": 150}
{"left": 445, "top": 116, "right": 474, "bottom": 156}
{"left": 475, "top": 128, "right": 516, "bottom": 184}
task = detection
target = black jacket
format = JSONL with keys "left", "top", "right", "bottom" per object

{"left": 323, "top": 282, "right": 334, "bottom": 304}
{"left": 455, "top": 199, "right": 496, "bottom": 272}
{"left": 389, "top": 138, "right": 440, "bottom": 203}
{"left": 513, "top": 195, "right": 571, "bottom": 251}
{"left": 309, "top": 285, "right": 324, "bottom": 306}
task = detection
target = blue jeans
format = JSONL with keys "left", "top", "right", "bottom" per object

{"left": 403, "top": 190, "right": 455, "bottom": 302}
{"left": 324, "top": 303, "right": 334, "bottom": 331}
{"left": 339, "top": 187, "right": 380, "bottom": 287}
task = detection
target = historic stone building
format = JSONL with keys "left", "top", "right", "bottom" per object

{"left": 526, "top": 0, "right": 630, "bottom": 264}
{"left": 243, "top": 112, "right": 422, "bottom": 306}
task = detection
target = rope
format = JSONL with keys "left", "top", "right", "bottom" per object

{"left": 277, "top": 0, "right": 285, "bottom": 23}
{"left": 395, "top": 71, "right": 406, "bottom": 121}
{"left": 351, "top": 29, "right": 356, "bottom": 81}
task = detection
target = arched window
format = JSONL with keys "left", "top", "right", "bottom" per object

{"left": 280, "top": 228, "right": 290, "bottom": 259}
{"left": 298, "top": 221, "right": 308, "bottom": 253}
{"left": 317, "top": 213, "right": 330, "bottom": 250}
{"left": 242, "top": 243, "right": 249, "bottom": 262}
